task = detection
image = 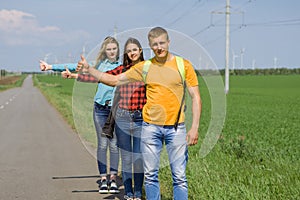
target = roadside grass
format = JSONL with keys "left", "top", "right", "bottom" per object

{"left": 0, "top": 75, "right": 27, "bottom": 91}
{"left": 33, "top": 74, "right": 75, "bottom": 129}
{"left": 34, "top": 74, "right": 300, "bottom": 199}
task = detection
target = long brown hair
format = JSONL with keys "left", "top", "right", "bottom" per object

{"left": 122, "top": 37, "right": 144, "bottom": 67}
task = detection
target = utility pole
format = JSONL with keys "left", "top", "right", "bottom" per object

{"left": 212, "top": 0, "right": 231, "bottom": 94}
{"left": 224, "top": 0, "right": 230, "bottom": 94}
{"left": 211, "top": 0, "right": 244, "bottom": 93}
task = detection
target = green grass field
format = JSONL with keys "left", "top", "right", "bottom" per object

{"left": 34, "top": 74, "right": 300, "bottom": 199}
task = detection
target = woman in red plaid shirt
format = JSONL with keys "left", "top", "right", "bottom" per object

{"left": 63, "top": 38, "right": 146, "bottom": 200}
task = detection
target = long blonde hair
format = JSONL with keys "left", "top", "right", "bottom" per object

{"left": 94, "top": 36, "right": 120, "bottom": 67}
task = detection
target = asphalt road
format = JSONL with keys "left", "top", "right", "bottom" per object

{"left": 0, "top": 75, "right": 124, "bottom": 200}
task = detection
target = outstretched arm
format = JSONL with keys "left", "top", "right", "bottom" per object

{"left": 77, "top": 55, "right": 130, "bottom": 86}
{"left": 39, "top": 60, "right": 53, "bottom": 71}
{"left": 39, "top": 60, "right": 77, "bottom": 72}
{"left": 186, "top": 85, "right": 202, "bottom": 146}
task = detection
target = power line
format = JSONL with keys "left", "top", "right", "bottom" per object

{"left": 191, "top": 0, "right": 252, "bottom": 38}
{"left": 165, "top": 0, "right": 204, "bottom": 27}
{"left": 150, "top": 0, "right": 185, "bottom": 25}
{"left": 245, "top": 18, "right": 300, "bottom": 27}
{"left": 201, "top": 26, "right": 244, "bottom": 46}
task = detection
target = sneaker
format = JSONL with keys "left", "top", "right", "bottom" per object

{"left": 109, "top": 180, "right": 120, "bottom": 194}
{"left": 99, "top": 179, "right": 109, "bottom": 194}
{"left": 124, "top": 195, "right": 134, "bottom": 200}
{"left": 134, "top": 198, "right": 141, "bottom": 200}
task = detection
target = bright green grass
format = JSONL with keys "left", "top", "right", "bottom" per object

{"left": 33, "top": 74, "right": 75, "bottom": 129}
{"left": 34, "top": 74, "right": 300, "bottom": 199}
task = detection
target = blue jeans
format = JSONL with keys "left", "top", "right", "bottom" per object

{"left": 115, "top": 108, "right": 144, "bottom": 198}
{"left": 93, "top": 102, "right": 119, "bottom": 177}
{"left": 141, "top": 122, "right": 188, "bottom": 200}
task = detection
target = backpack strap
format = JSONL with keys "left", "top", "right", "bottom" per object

{"left": 174, "top": 56, "right": 186, "bottom": 131}
{"left": 175, "top": 56, "right": 185, "bottom": 81}
{"left": 142, "top": 60, "right": 152, "bottom": 83}
{"left": 142, "top": 56, "right": 185, "bottom": 83}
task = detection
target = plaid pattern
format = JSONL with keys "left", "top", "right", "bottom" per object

{"left": 77, "top": 64, "right": 146, "bottom": 111}
{"left": 107, "top": 64, "right": 146, "bottom": 111}
{"left": 77, "top": 73, "right": 98, "bottom": 83}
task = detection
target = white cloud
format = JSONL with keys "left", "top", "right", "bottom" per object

{"left": 0, "top": 9, "right": 60, "bottom": 33}
{"left": 0, "top": 9, "right": 90, "bottom": 46}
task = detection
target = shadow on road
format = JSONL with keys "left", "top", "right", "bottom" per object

{"left": 52, "top": 175, "right": 125, "bottom": 199}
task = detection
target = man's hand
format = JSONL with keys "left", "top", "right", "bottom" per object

{"left": 39, "top": 60, "right": 52, "bottom": 71}
{"left": 76, "top": 55, "right": 89, "bottom": 73}
{"left": 186, "top": 128, "right": 199, "bottom": 146}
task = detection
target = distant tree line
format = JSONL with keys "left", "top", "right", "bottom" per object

{"left": 196, "top": 68, "right": 300, "bottom": 76}
{"left": 2, "top": 67, "right": 300, "bottom": 77}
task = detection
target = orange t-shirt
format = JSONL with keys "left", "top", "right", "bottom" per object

{"left": 125, "top": 56, "right": 198, "bottom": 125}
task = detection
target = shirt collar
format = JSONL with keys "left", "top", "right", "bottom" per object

{"left": 104, "top": 58, "right": 119, "bottom": 65}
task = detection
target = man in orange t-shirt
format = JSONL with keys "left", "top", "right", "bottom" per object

{"left": 79, "top": 27, "right": 202, "bottom": 200}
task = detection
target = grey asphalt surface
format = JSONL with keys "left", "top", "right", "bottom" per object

{"left": 0, "top": 75, "right": 124, "bottom": 200}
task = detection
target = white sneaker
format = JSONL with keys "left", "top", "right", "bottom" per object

{"left": 109, "top": 180, "right": 119, "bottom": 194}
{"left": 99, "top": 179, "right": 109, "bottom": 194}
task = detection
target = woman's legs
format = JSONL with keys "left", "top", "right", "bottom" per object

{"left": 115, "top": 108, "right": 144, "bottom": 198}
{"left": 93, "top": 103, "right": 119, "bottom": 193}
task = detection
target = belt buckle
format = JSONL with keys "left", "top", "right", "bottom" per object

{"left": 105, "top": 100, "right": 111, "bottom": 106}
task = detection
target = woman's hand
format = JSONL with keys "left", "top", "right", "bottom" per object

{"left": 61, "top": 67, "right": 78, "bottom": 79}
{"left": 39, "top": 60, "right": 52, "bottom": 71}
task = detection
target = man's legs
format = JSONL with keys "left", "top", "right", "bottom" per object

{"left": 141, "top": 122, "right": 163, "bottom": 200}
{"left": 165, "top": 123, "right": 188, "bottom": 200}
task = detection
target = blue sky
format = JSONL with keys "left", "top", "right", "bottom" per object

{"left": 1, "top": 0, "right": 299, "bottom": 72}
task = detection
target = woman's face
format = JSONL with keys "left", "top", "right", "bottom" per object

{"left": 125, "top": 43, "right": 142, "bottom": 63}
{"left": 105, "top": 42, "right": 118, "bottom": 61}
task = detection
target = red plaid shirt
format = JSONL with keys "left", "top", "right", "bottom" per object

{"left": 77, "top": 64, "right": 146, "bottom": 111}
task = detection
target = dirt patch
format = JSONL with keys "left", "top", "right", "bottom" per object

{"left": 0, "top": 76, "right": 21, "bottom": 85}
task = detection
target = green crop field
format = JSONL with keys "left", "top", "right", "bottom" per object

{"left": 34, "top": 74, "right": 300, "bottom": 199}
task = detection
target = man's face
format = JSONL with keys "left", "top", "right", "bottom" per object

{"left": 149, "top": 34, "right": 170, "bottom": 58}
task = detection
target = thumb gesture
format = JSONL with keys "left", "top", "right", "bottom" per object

{"left": 77, "top": 55, "right": 89, "bottom": 73}
{"left": 61, "top": 66, "right": 72, "bottom": 79}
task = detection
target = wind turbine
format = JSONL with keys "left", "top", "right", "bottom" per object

{"left": 252, "top": 59, "right": 256, "bottom": 70}
{"left": 82, "top": 41, "right": 89, "bottom": 57}
{"left": 240, "top": 48, "right": 245, "bottom": 69}
{"left": 44, "top": 53, "right": 52, "bottom": 62}
{"left": 232, "top": 49, "right": 238, "bottom": 70}
{"left": 273, "top": 57, "right": 278, "bottom": 68}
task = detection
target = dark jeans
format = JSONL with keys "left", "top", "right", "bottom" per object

{"left": 115, "top": 107, "right": 144, "bottom": 198}
{"left": 93, "top": 102, "right": 119, "bottom": 177}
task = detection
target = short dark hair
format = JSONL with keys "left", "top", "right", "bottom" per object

{"left": 148, "top": 27, "right": 169, "bottom": 42}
